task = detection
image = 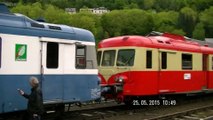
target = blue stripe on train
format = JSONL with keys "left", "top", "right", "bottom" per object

{"left": 0, "top": 74, "right": 100, "bottom": 113}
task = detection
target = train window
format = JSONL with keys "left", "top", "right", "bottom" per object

{"left": 97, "top": 51, "right": 102, "bottom": 66}
{"left": 0, "top": 37, "right": 1, "bottom": 68}
{"left": 117, "top": 49, "right": 135, "bottom": 66}
{"left": 46, "top": 42, "right": 59, "bottom": 68}
{"left": 76, "top": 45, "right": 86, "bottom": 69}
{"left": 212, "top": 57, "right": 213, "bottom": 70}
{"left": 161, "top": 52, "right": 167, "bottom": 69}
{"left": 102, "top": 50, "right": 115, "bottom": 66}
{"left": 182, "top": 54, "right": 192, "bottom": 70}
{"left": 146, "top": 51, "right": 152, "bottom": 68}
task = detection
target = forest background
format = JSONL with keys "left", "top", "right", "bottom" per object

{"left": 1, "top": 0, "right": 213, "bottom": 43}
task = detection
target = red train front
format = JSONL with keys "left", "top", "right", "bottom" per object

{"left": 97, "top": 32, "right": 213, "bottom": 104}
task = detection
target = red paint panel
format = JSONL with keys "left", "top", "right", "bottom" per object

{"left": 98, "top": 36, "right": 213, "bottom": 54}
{"left": 207, "top": 72, "right": 213, "bottom": 88}
{"left": 103, "top": 71, "right": 210, "bottom": 96}
{"left": 159, "top": 71, "right": 205, "bottom": 93}
{"left": 123, "top": 71, "right": 158, "bottom": 96}
{"left": 98, "top": 73, "right": 107, "bottom": 85}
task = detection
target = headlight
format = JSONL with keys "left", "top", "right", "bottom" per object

{"left": 115, "top": 76, "right": 124, "bottom": 83}
{"left": 118, "top": 77, "right": 124, "bottom": 83}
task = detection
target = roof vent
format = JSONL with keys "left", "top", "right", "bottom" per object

{"left": 48, "top": 25, "right": 61, "bottom": 30}
{"left": 122, "top": 36, "right": 129, "bottom": 41}
{"left": 157, "top": 40, "right": 164, "bottom": 43}
{"left": 31, "top": 22, "right": 45, "bottom": 28}
{"left": 204, "top": 44, "right": 208, "bottom": 47}
{"left": 36, "top": 17, "right": 46, "bottom": 22}
{"left": 165, "top": 41, "right": 171, "bottom": 44}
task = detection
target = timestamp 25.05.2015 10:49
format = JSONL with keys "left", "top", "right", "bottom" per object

{"left": 132, "top": 99, "right": 177, "bottom": 106}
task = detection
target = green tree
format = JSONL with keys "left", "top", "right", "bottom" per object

{"left": 178, "top": 7, "right": 197, "bottom": 37}
{"left": 192, "top": 23, "right": 205, "bottom": 40}
{"left": 69, "top": 12, "right": 100, "bottom": 41}
{"left": 101, "top": 10, "right": 123, "bottom": 37}
{"left": 153, "top": 11, "right": 184, "bottom": 34}
{"left": 121, "top": 9, "right": 154, "bottom": 35}
{"left": 43, "top": 4, "right": 70, "bottom": 24}
{"left": 28, "top": 2, "right": 44, "bottom": 19}
{"left": 101, "top": 9, "right": 154, "bottom": 38}
{"left": 124, "top": 3, "right": 139, "bottom": 9}
{"left": 114, "top": 0, "right": 127, "bottom": 9}
{"left": 154, "top": 11, "right": 179, "bottom": 29}
{"left": 200, "top": 6, "right": 213, "bottom": 38}
{"left": 143, "top": 0, "right": 155, "bottom": 10}
{"left": 49, "top": 0, "right": 69, "bottom": 9}
{"left": 11, "top": 2, "right": 31, "bottom": 16}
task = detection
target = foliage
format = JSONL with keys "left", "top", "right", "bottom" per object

{"left": 4, "top": 0, "right": 213, "bottom": 42}
{"left": 101, "top": 9, "right": 154, "bottom": 38}
{"left": 200, "top": 6, "right": 213, "bottom": 38}
{"left": 192, "top": 23, "right": 205, "bottom": 40}
{"left": 178, "top": 7, "right": 197, "bottom": 37}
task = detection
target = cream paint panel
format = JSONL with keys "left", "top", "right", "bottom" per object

{"left": 98, "top": 47, "right": 135, "bottom": 81}
{"left": 208, "top": 55, "right": 213, "bottom": 71}
{"left": 159, "top": 49, "right": 179, "bottom": 71}
{"left": 167, "top": 52, "right": 180, "bottom": 70}
{"left": 98, "top": 46, "right": 204, "bottom": 82}
{"left": 159, "top": 50, "right": 202, "bottom": 71}
{"left": 135, "top": 48, "right": 180, "bottom": 71}
{"left": 99, "top": 47, "right": 203, "bottom": 74}
{"left": 99, "top": 47, "right": 162, "bottom": 82}
{"left": 193, "top": 53, "right": 202, "bottom": 71}
{"left": 134, "top": 48, "right": 145, "bottom": 70}
{"left": 0, "top": 34, "right": 40, "bottom": 75}
{"left": 135, "top": 48, "right": 159, "bottom": 71}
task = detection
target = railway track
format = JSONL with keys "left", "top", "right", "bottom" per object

{"left": 1, "top": 94, "right": 213, "bottom": 120}
{"left": 147, "top": 105, "right": 213, "bottom": 120}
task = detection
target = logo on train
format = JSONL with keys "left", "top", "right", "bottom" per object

{"left": 15, "top": 44, "right": 27, "bottom": 61}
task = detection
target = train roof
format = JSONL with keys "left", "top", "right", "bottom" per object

{"left": 98, "top": 33, "right": 213, "bottom": 54}
{"left": 0, "top": 3, "right": 95, "bottom": 42}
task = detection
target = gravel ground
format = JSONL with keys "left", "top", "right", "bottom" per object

{"left": 103, "top": 95, "right": 213, "bottom": 120}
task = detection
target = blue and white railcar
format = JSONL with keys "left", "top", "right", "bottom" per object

{"left": 0, "top": 4, "right": 100, "bottom": 113}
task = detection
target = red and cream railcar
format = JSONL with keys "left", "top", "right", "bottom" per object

{"left": 97, "top": 32, "right": 213, "bottom": 103}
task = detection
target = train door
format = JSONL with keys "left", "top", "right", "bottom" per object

{"left": 202, "top": 54, "right": 208, "bottom": 90}
{"left": 40, "top": 38, "right": 64, "bottom": 103}
{"left": 62, "top": 43, "right": 77, "bottom": 101}
{"left": 158, "top": 50, "right": 169, "bottom": 94}
{"left": 158, "top": 50, "right": 177, "bottom": 94}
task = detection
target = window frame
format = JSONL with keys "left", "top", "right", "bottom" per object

{"left": 116, "top": 49, "right": 135, "bottom": 66}
{"left": 76, "top": 45, "right": 86, "bottom": 69}
{"left": 46, "top": 42, "right": 59, "bottom": 69}
{"left": 0, "top": 37, "right": 1, "bottom": 68}
{"left": 101, "top": 50, "right": 116, "bottom": 66}
{"left": 182, "top": 53, "right": 193, "bottom": 70}
{"left": 161, "top": 52, "right": 167, "bottom": 69}
{"left": 146, "top": 50, "right": 152, "bottom": 69}
{"left": 97, "top": 51, "right": 102, "bottom": 66}
{"left": 211, "top": 57, "right": 213, "bottom": 70}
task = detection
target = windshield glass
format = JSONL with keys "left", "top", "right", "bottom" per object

{"left": 102, "top": 50, "right": 115, "bottom": 66}
{"left": 116, "top": 49, "right": 135, "bottom": 66}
